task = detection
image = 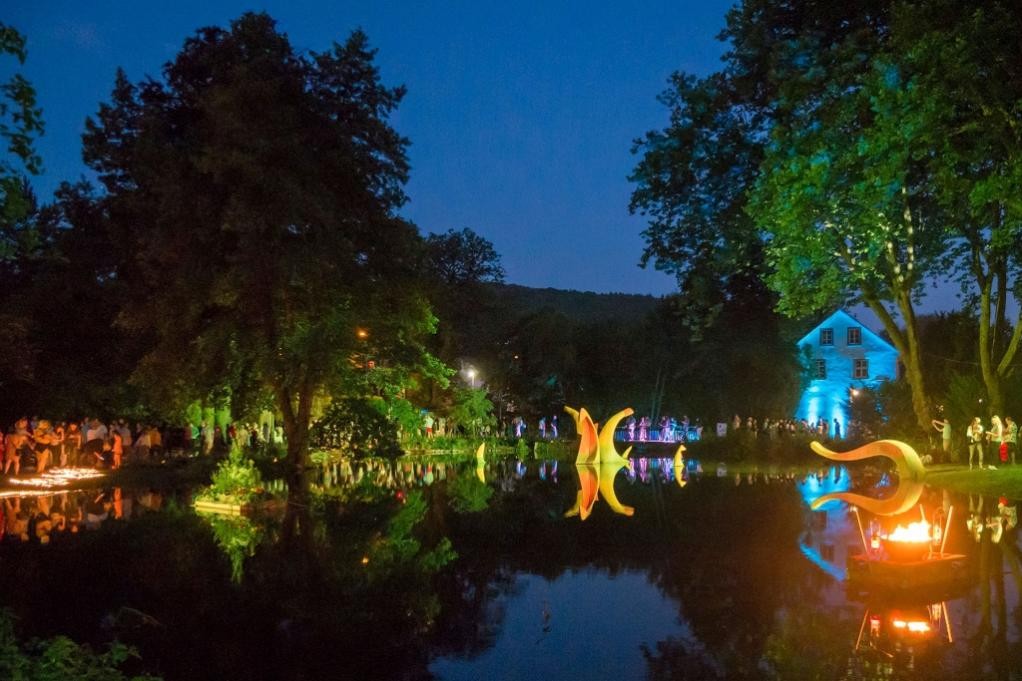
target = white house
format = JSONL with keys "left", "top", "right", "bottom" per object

{"left": 795, "top": 309, "right": 898, "bottom": 438}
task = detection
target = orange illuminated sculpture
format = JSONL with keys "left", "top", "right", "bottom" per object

{"left": 808, "top": 440, "right": 926, "bottom": 516}
{"left": 563, "top": 406, "right": 636, "bottom": 519}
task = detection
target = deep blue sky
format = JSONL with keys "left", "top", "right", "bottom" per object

{"left": 8, "top": 0, "right": 741, "bottom": 295}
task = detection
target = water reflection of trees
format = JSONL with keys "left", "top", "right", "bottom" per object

{"left": 0, "top": 462, "right": 1018, "bottom": 680}
{"left": 966, "top": 496, "right": 1022, "bottom": 681}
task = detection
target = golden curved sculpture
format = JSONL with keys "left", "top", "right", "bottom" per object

{"left": 673, "top": 443, "right": 687, "bottom": 489}
{"left": 564, "top": 405, "right": 633, "bottom": 466}
{"left": 597, "top": 408, "right": 634, "bottom": 466}
{"left": 808, "top": 439, "right": 926, "bottom": 515}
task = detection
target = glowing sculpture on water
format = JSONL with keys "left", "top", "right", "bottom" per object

{"left": 808, "top": 440, "right": 926, "bottom": 516}
{"left": 475, "top": 443, "right": 486, "bottom": 483}
{"left": 563, "top": 406, "right": 633, "bottom": 465}
{"left": 563, "top": 406, "right": 636, "bottom": 519}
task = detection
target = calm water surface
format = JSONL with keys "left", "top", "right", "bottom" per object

{"left": 0, "top": 456, "right": 1018, "bottom": 680}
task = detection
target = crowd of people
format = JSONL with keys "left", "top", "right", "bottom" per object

{"left": 936, "top": 414, "right": 1020, "bottom": 469}
{"left": 1, "top": 417, "right": 287, "bottom": 477}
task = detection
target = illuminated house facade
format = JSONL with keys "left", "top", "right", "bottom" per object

{"left": 795, "top": 310, "right": 898, "bottom": 437}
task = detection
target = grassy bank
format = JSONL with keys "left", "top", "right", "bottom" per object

{"left": 925, "top": 463, "right": 1022, "bottom": 498}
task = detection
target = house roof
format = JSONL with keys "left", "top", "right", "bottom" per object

{"left": 796, "top": 309, "right": 897, "bottom": 353}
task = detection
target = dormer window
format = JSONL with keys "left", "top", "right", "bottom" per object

{"left": 820, "top": 328, "right": 834, "bottom": 345}
{"left": 847, "top": 327, "right": 862, "bottom": 345}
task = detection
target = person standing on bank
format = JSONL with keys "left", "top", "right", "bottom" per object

{"left": 1004, "top": 416, "right": 1018, "bottom": 465}
{"left": 931, "top": 417, "right": 952, "bottom": 456}
{"left": 989, "top": 415, "right": 1005, "bottom": 465}
{"left": 968, "top": 417, "right": 985, "bottom": 470}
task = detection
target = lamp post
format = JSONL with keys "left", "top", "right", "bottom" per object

{"left": 356, "top": 328, "right": 369, "bottom": 372}
{"left": 467, "top": 368, "right": 477, "bottom": 389}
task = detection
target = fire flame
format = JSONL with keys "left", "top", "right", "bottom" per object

{"left": 892, "top": 619, "right": 931, "bottom": 633}
{"left": 885, "top": 520, "right": 932, "bottom": 543}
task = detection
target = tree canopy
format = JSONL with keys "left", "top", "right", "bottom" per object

{"left": 81, "top": 12, "right": 443, "bottom": 489}
{"left": 632, "top": 0, "right": 1022, "bottom": 432}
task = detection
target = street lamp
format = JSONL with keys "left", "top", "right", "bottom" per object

{"left": 467, "top": 368, "right": 477, "bottom": 389}
{"left": 356, "top": 328, "right": 369, "bottom": 371}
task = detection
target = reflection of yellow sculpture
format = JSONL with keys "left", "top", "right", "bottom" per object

{"left": 562, "top": 406, "right": 638, "bottom": 519}
{"left": 673, "top": 443, "right": 687, "bottom": 489}
{"left": 598, "top": 460, "right": 634, "bottom": 516}
{"left": 809, "top": 440, "right": 926, "bottom": 515}
{"left": 564, "top": 465, "right": 600, "bottom": 520}
{"left": 564, "top": 460, "right": 634, "bottom": 519}
{"left": 475, "top": 443, "right": 486, "bottom": 483}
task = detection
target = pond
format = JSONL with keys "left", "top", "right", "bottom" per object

{"left": 0, "top": 455, "right": 1018, "bottom": 680}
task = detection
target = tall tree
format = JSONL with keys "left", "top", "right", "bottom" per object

{"left": 0, "top": 23, "right": 43, "bottom": 235}
{"left": 423, "top": 227, "right": 506, "bottom": 366}
{"left": 425, "top": 228, "right": 505, "bottom": 287}
{"left": 82, "top": 13, "right": 440, "bottom": 496}
{"left": 893, "top": 1, "right": 1022, "bottom": 415}
{"left": 629, "top": 71, "right": 768, "bottom": 337}
{"left": 748, "top": 47, "right": 947, "bottom": 433}
{"left": 631, "top": 1, "right": 953, "bottom": 433}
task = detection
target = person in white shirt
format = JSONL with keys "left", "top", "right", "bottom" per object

{"left": 968, "top": 417, "right": 985, "bottom": 470}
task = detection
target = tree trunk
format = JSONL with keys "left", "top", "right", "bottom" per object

{"left": 861, "top": 293, "right": 931, "bottom": 434}
{"left": 897, "top": 295, "right": 932, "bottom": 435}
{"left": 277, "top": 383, "right": 313, "bottom": 508}
{"left": 977, "top": 274, "right": 1004, "bottom": 415}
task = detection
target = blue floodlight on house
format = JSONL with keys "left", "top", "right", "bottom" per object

{"left": 794, "top": 310, "right": 898, "bottom": 438}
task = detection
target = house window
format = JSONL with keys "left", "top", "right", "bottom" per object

{"left": 814, "top": 359, "right": 827, "bottom": 379}
{"left": 847, "top": 327, "right": 862, "bottom": 345}
{"left": 853, "top": 358, "right": 869, "bottom": 379}
{"left": 820, "top": 328, "right": 834, "bottom": 345}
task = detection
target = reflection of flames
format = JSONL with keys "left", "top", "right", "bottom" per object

{"left": 885, "top": 520, "right": 932, "bottom": 544}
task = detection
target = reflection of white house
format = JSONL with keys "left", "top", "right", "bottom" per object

{"left": 795, "top": 310, "right": 898, "bottom": 438}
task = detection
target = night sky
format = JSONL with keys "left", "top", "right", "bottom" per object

{"left": 7, "top": 0, "right": 740, "bottom": 296}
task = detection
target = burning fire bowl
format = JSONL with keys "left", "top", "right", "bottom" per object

{"left": 882, "top": 538, "right": 931, "bottom": 563}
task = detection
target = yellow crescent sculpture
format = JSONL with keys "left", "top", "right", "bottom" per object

{"left": 564, "top": 405, "right": 633, "bottom": 465}
{"left": 597, "top": 408, "right": 634, "bottom": 466}
{"left": 673, "top": 443, "right": 687, "bottom": 489}
{"left": 475, "top": 443, "right": 486, "bottom": 483}
{"left": 563, "top": 406, "right": 637, "bottom": 519}
{"left": 808, "top": 439, "right": 926, "bottom": 516}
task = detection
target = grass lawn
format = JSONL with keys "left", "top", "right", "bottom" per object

{"left": 926, "top": 463, "right": 1022, "bottom": 498}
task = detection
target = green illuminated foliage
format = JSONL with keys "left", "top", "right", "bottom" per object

{"left": 0, "top": 609, "right": 160, "bottom": 681}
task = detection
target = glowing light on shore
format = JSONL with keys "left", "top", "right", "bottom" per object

{"left": 6, "top": 468, "right": 106, "bottom": 490}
